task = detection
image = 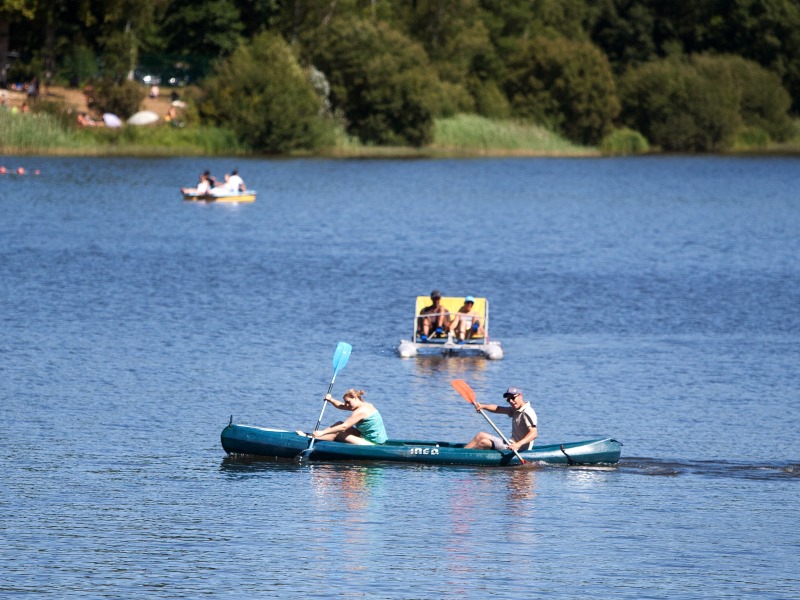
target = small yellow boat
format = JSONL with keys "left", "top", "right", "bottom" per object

{"left": 181, "top": 189, "right": 257, "bottom": 203}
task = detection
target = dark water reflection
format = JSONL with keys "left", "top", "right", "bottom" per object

{"left": 2, "top": 155, "right": 799, "bottom": 598}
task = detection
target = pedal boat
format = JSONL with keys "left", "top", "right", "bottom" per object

{"left": 397, "top": 295, "right": 504, "bottom": 359}
{"left": 181, "top": 189, "right": 256, "bottom": 203}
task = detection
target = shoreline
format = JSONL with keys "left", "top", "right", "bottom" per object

{"left": 3, "top": 85, "right": 798, "bottom": 159}
{"left": 4, "top": 145, "right": 799, "bottom": 159}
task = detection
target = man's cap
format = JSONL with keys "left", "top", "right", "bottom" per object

{"left": 503, "top": 387, "right": 523, "bottom": 398}
{"left": 430, "top": 290, "right": 442, "bottom": 298}
{"left": 465, "top": 295, "right": 475, "bottom": 303}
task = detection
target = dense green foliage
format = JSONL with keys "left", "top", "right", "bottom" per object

{"left": 2, "top": 0, "right": 799, "bottom": 153}
{"left": 200, "top": 32, "right": 334, "bottom": 153}
{"left": 88, "top": 79, "right": 146, "bottom": 119}
{"left": 705, "top": 54, "right": 792, "bottom": 142}
{"left": 600, "top": 127, "right": 650, "bottom": 155}
{"left": 620, "top": 54, "right": 791, "bottom": 151}
{"left": 587, "top": 0, "right": 800, "bottom": 112}
{"left": 506, "top": 36, "right": 620, "bottom": 145}
{"left": 304, "top": 17, "right": 441, "bottom": 146}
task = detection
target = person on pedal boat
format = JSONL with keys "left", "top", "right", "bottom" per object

{"left": 312, "top": 389, "right": 388, "bottom": 445}
{"left": 418, "top": 290, "right": 450, "bottom": 341}
{"left": 449, "top": 295, "right": 483, "bottom": 343}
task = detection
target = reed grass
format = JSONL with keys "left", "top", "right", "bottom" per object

{"left": 0, "top": 110, "right": 90, "bottom": 151}
{"left": 1, "top": 110, "right": 249, "bottom": 156}
{"left": 432, "top": 114, "right": 596, "bottom": 156}
{"left": 5, "top": 110, "right": 798, "bottom": 158}
{"left": 80, "top": 124, "right": 249, "bottom": 155}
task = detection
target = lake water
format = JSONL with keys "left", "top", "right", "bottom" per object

{"left": 1, "top": 155, "right": 798, "bottom": 598}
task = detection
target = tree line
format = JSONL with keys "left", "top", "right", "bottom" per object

{"left": 2, "top": 0, "right": 798, "bottom": 153}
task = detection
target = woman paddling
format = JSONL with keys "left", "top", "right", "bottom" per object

{"left": 312, "top": 389, "right": 388, "bottom": 445}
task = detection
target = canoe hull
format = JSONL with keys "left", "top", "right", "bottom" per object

{"left": 220, "top": 424, "right": 621, "bottom": 467}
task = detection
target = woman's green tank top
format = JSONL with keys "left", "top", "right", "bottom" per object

{"left": 355, "top": 410, "right": 387, "bottom": 444}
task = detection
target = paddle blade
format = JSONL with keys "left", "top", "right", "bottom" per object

{"left": 451, "top": 379, "right": 476, "bottom": 404}
{"left": 333, "top": 342, "right": 352, "bottom": 375}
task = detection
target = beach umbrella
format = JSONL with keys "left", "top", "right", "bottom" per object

{"left": 103, "top": 113, "right": 122, "bottom": 128}
{"left": 127, "top": 110, "right": 160, "bottom": 126}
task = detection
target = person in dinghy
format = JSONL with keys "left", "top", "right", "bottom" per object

{"left": 311, "top": 389, "right": 388, "bottom": 445}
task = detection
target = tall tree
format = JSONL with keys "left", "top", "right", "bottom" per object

{"left": 506, "top": 36, "right": 620, "bottom": 145}
{"left": 159, "top": 0, "right": 243, "bottom": 63}
{"left": 200, "top": 31, "right": 333, "bottom": 152}
{"left": 233, "top": 0, "right": 281, "bottom": 37}
{"left": 92, "top": 0, "right": 168, "bottom": 80}
{"left": 706, "top": 0, "right": 800, "bottom": 112}
{"left": 619, "top": 55, "right": 743, "bottom": 151}
{"left": 1, "top": 0, "right": 37, "bottom": 86}
{"left": 588, "top": 0, "right": 657, "bottom": 72}
{"left": 305, "top": 16, "right": 443, "bottom": 146}
{"left": 478, "top": 0, "right": 535, "bottom": 59}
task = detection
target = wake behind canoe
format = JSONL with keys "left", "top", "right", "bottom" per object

{"left": 221, "top": 423, "right": 622, "bottom": 467}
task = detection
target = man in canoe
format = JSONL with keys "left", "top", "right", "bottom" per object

{"left": 464, "top": 387, "right": 538, "bottom": 452}
{"left": 311, "top": 389, "right": 388, "bottom": 445}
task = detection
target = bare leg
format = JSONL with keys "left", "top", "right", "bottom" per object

{"left": 464, "top": 432, "right": 494, "bottom": 449}
{"left": 342, "top": 434, "right": 374, "bottom": 445}
{"left": 335, "top": 426, "right": 373, "bottom": 445}
{"left": 314, "top": 421, "right": 346, "bottom": 441}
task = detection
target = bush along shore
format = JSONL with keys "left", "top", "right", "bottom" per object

{"left": 0, "top": 101, "right": 591, "bottom": 157}
{"left": 4, "top": 104, "right": 800, "bottom": 158}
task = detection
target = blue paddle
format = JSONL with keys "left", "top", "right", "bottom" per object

{"left": 298, "top": 341, "right": 352, "bottom": 460}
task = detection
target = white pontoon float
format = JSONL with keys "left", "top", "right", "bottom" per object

{"left": 397, "top": 296, "right": 504, "bottom": 359}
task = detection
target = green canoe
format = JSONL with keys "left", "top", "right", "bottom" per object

{"left": 221, "top": 423, "right": 622, "bottom": 467}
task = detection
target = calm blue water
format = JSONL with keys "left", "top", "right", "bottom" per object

{"left": 1, "top": 155, "right": 798, "bottom": 598}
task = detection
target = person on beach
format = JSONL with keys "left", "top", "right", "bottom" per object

{"left": 77, "top": 112, "right": 99, "bottom": 127}
{"left": 464, "top": 387, "right": 538, "bottom": 452}
{"left": 418, "top": 290, "right": 450, "bottom": 341}
{"left": 311, "top": 389, "right": 388, "bottom": 445}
